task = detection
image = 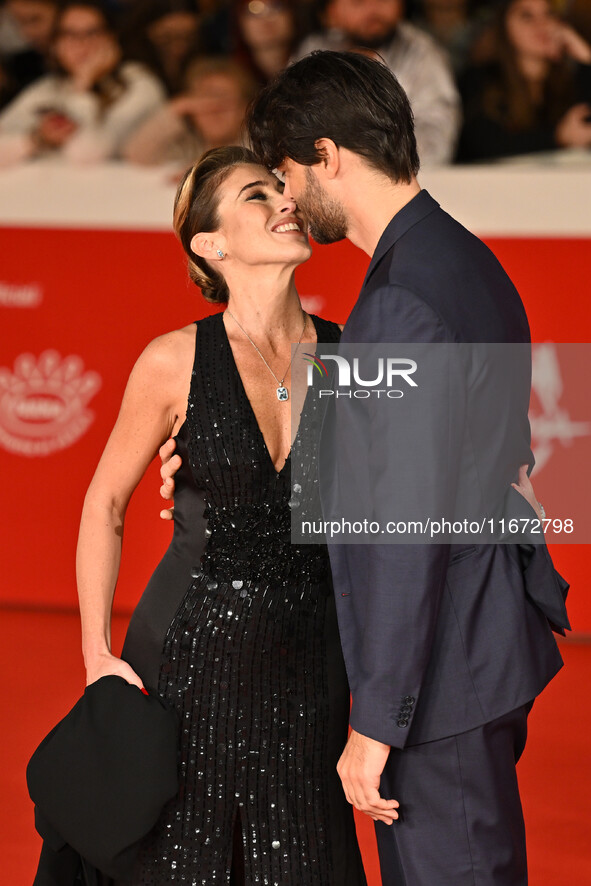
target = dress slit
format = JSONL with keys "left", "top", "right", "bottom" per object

{"left": 229, "top": 807, "right": 246, "bottom": 886}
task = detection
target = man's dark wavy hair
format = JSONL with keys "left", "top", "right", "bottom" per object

{"left": 247, "top": 50, "right": 420, "bottom": 183}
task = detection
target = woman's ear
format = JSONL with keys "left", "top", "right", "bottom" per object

{"left": 190, "top": 233, "right": 225, "bottom": 262}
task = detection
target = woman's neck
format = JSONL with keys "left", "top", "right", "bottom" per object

{"left": 252, "top": 44, "right": 289, "bottom": 78}
{"left": 517, "top": 53, "right": 549, "bottom": 86}
{"left": 224, "top": 266, "right": 305, "bottom": 348}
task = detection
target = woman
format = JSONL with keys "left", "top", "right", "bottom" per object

{"left": 123, "top": 56, "right": 256, "bottom": 168}
{"left": 0, "top": 0, "right": 165, "bottom": 166}
{"left": 412, "top": 0, "right": 492, "bottom": 77}
{"left": 457, "top": 0, "right": 591, "bottom": 162}
{"left": 77, "top": 145, "right": 370, "bottom": 885}
{"left": 119, "top": 0, "right": 202, "bottom": 97}
{"left": 232, "top": 0, "right": 313, "bottom": 85}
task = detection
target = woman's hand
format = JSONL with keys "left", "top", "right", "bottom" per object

{"left": 85, "top": 652, "right": 144, "bottom": 690}
{"left": 551, "top": 22, "right": 591, "bottom": 65}
{"left": 169, "top": 94, "right": 206, "bottom": 119}
{"left": 72, "top": 34, "right": 121, "bottom": 92}
{"left": 511, "top": 463, "right": 543, "bottom": 520}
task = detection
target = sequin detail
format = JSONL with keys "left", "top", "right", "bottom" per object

{"left": 201, "top": 502, "right": 329, "bottom": 586}
{"left": 127, "top": 314, "right": 362, "bottom": 886}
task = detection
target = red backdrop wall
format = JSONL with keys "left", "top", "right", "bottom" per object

{"left": 1, "top": 226, "right": 589, "bottom": 632}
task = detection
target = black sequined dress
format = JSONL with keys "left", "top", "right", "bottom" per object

{"left": 121, "top": 313, "right": 366, "bottom": 886}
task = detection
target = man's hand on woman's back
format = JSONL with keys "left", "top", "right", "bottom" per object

{"left": 159, "top": 437, "right": 182, "bottom": 520}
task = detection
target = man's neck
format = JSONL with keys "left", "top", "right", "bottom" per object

{"left": 344, "top": 174, "right": 421, "bottom": 257}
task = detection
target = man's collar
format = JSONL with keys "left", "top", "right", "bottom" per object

{"left": 361, "top": 189, "right": 440, "bottom": 290}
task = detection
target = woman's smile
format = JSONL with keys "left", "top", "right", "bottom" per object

{"left": 270, "top": 216, "right": 306, "bottom": 235}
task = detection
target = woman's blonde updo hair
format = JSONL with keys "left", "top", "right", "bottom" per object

{"left": 173, "top": 145, "right": 259, "bottom": 304}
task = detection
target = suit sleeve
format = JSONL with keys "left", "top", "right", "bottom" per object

{"left": 327, "top": 284, "right": 463, "bottom": 748}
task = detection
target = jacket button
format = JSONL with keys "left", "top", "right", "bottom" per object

{"left": 400, "top": 705, "right": 412, "bottom": 714}
{"left": 397, "top": 718, "right": 409, "bottom": 728}
{"left": 404, "top": 696, "right": 415, "bottom": 705}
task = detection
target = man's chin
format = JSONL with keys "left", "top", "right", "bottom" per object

{"left": 309, "top": 226, "right": 347, "bottom": 245}
{"left": 347, "top": 26, "right": 399, "bottom": 51}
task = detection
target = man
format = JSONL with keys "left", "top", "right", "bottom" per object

{"left": 291, "top": 0, "right": 460, "bottom": 164}
{"left": 160, "top": 51, "right": 569, "bottom": 885}
{"left": 242, "top": 50, "right": 569, "bottom": 885}
{"left": 0, "top": 0, "right": 58, "bottom": 108}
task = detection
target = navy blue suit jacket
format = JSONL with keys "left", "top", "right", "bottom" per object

{"left": 322, "top": 190, "right": 569, "bottom": 749}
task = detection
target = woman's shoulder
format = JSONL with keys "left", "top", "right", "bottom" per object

{"left": 0, "top": 74, "right": 69, "bottom": 131}
{"left": 2, "top": 72, "right": 63, "bottom": 106}
{"left": 119, "top": 61, "right": 166, "bottom": 92}
{"left": 134, "top": 323, "right": 197, "bottom": 379}
{"left": 146, "top": 322, "right": 197, "bottom": 354}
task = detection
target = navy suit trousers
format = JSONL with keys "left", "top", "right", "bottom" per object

{"left": 376, "top": 702, "right": 533, "bottom": 886}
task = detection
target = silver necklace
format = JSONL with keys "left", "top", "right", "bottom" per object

{"left": 226, "top": 309, "right": 307, "bottom": 401}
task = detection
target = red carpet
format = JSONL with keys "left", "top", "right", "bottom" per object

{"left": 1, "top": 609, "right": 589, "bottom": 885}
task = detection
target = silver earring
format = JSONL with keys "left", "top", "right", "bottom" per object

{"left": 216, "top": 249, "right": 224, "bottom": 259}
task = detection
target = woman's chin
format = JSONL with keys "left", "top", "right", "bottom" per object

{"left": 276, "top": 241, "right": 313, "bottom": 265}
{"left": 294, "top": 242, "right": 313, "bottom": 265}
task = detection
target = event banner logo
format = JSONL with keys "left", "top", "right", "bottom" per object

{"left": 290, "top": 342, "right": 590, "bottom": 545}
{"left": 0, "top": 351, "right": 101, "bottom": 456}
{"left": 0, "top": 281, "right": 43, "bottom": 308}
{"left": 530, "top": 343, "right": 590, "bottom": 471}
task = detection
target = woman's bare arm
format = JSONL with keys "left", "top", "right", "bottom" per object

{"left": 77, "top": 327, "right": 194, "bottom": 686}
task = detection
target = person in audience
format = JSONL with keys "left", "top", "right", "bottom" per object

{"left": 457, "top": 0, "right": 591, "bottom": 162}
{"left": 292, "top": 0, "right": 461, "bottom": 164}
{"left": 233, "top": 0, "right": 313, "bottom": 85}
{"left": 119, "top": 0, "right": 202, "bottom": 96}
{"left": 0, "top": 0, "right": 28, "bottom": 56}
{"left": 412, "top": 0, "right": 492, "bottom": 76}
{"left": 0, "top": 0, "right": 165, "bottom": 166}
{"left": 0, "top": 0, "right": 59, "bottom": 107}
{"left": 1, "top": 0, "right": 54, "bottom": 54}
{"left": 123, "top": 55, "right": 255, "bottom": 168}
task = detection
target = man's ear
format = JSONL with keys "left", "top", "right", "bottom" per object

{"left": 314, "top": 138, "right": 340, "bottom": 180}
{"left": 190, "top": 232, "right": 225, "bottom": 262}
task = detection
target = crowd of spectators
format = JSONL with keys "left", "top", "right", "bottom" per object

{"left": 0, "top": 0, "right": 589, "bottom": 170}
